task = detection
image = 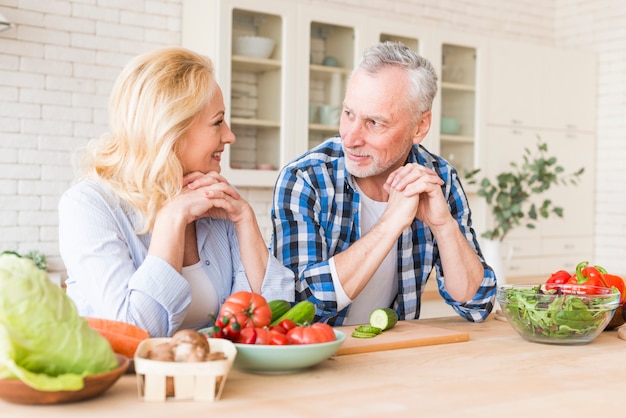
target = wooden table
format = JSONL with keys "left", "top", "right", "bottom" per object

{"left": 3, "top": 316, "right": 624, "bottom": 417}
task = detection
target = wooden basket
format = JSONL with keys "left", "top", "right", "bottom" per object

{"left": 134, "top": 337, "right": 236, "bottom": 402}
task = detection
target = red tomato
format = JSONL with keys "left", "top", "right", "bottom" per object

{"left": 215, "top": 315, "right": 242, "bottom": 341}
{"left": 278, "top": 318, "right": 297, "bottom": 332}
{"left": 235, "top": 327, "right": 256, "bottom": 344}
{"left": 287, "top": 323, "right": 336, "bottom": 345}
{"left": 312, "top": 323, "right": 336, "bottom": 341}
{"left": 269, "top": 325, "right": 286, "bottom": 334}
{"left": 268, "top": 332, "right": 289, "bottom": 345}
{"left": 254, "top": 327, "right": 272, "bottom": 345}
{"left": 218, "top": 291, "right": 272, "bottom": 329}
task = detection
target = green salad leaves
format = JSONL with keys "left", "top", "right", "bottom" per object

{"left": 501, "top": 285, "right": 619, "bottom": 340}
{"left": 0, "top": 253, "right": 118, "bottom": 391}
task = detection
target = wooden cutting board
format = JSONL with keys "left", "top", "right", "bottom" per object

{"left": 334, "top": 321, "right": 469, "bottom": 355}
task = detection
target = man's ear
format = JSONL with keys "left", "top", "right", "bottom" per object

{"left": 412, "top": 110, "right": 432, "bottom": 145}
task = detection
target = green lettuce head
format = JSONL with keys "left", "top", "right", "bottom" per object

{"left": 0, "top": 253, "right": 118, "bottom": 391}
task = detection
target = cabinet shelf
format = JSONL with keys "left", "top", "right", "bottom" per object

{"left": 232, "top": 56, "right": 281, "bottom": 72}
{"left": 231, "top": 117, "right": 280, "bottom": 128}
{"left": 309, "top": 64, "right": 352, "bottom": 78}
{"left": 441, "top": 81, "right": 475, "bottom": 92}
{"left": 309, "top": 123, "right": 339, "bottom": 132}
{"left": 440, "top": 134, "right": 474, "bottom": 143}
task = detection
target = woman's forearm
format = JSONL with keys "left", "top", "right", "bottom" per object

{"left": 233, "top": 212, "right": 268, "bottom": 293}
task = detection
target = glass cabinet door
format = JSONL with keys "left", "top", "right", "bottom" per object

{"left": 307, "top": 22, "right": 354, "bottom": 149}
{"left": 440, "top": 43, "right": 477, "bottom": 176}
{"left": 229, "top": 9, "right": 283, "bottom": 172}
{"left": 379, "top": 33, "right": 419, "bottom": 52}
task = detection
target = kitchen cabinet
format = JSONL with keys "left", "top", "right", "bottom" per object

{"left": 483, "top": 40, "right": 597, "bottom": 279}
{"left": 183, "top": 0, "right": 298, "bottom": 186}
{"left": 542, "top": 47, "right": 596, "bottom": 132}
{"left": 486, "top": 39, "right": 544, "bottom": 128}
{"left": 182, "top": 0, "right": 488, "bottom": 187}
{"left": 366, "top": 21, "right": 484, "bottom": 176}
{"left": 297, "top": 5, "right": 363, "bottom": 155}
{"left": 487, "top": 39, "right": 596, "bottom": 132}
{"left": 439, "top": 42, "right": 478, "bottom": 176}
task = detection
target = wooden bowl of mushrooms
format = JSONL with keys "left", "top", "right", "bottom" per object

{"left": 134, "top": 330, "right": 237, "bottom": 402}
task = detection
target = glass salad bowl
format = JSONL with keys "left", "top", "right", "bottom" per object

{"left": 496, "top": 283, "right": 620, "bottom": 345}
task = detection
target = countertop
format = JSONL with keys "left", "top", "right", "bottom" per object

{"left": 3, "top": 316, "right": 624, "bottom": 417}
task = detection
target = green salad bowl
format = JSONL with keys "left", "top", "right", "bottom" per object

{"left": 497, "top": 283, "right": 620, "bottom": 345}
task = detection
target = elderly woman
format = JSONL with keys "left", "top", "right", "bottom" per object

{"left": 59, "top": 46, "right": 294, "bottom": 337}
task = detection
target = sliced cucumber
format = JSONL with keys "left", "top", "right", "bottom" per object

{"left": 369, "top": 308, "right": 399, "bottom": 331}
{"left": 354, "top": 325, "right": 382, "bottom": 335}
{"left": 351, "top": 330, "right": 379, "bottom": 338}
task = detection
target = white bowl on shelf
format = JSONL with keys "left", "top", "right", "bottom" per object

{"left": 233, "top": 36, "right": 275, "bottom": 59}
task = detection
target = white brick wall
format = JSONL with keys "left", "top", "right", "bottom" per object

{"left": 1, "top": 0, "right": 620, "bottom": 276}
{"left": 554, "top": 0, "right": 626, "bottom": 273}
{"left": 0, "top": 0, "right": 183, "bottom": 274}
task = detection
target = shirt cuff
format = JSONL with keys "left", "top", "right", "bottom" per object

{"left": 131, "top": 255, "right": 191, "bottom": 314}
{"left": 259, "top": 252, "right": 296, "bottom": 302}
{"left": 329, "top": 257, "right": 352, "bottom": 311}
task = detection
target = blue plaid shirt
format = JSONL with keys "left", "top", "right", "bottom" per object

{"left": 270, "top": 135, "right": 497, "bottom": 325}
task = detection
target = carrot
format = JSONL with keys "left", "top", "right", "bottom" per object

{"left": 86, "top": 317, "right": 150, "bottom": 339}
{"left": 85, "top": 317, "right": 150, "bottom": 358}
{"left": 92, "top": 329, "right": 145, "bottom": 358}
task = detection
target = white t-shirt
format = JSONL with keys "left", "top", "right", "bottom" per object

{"left": 180, "top": 261, "right": 219, "bottom": 329}
{"left": 330, "top": 183, "right": 398, "bottom": 325}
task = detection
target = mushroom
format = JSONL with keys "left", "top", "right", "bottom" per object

{"left": 146, "top": 341, "right": 175, "bottom": 362}
{"left": 171, "top": 329, "right": 211, "bottom": 362}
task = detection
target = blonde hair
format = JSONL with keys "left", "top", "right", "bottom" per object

{"left": 79, "top": 46, "right": 217, "bottom": 232}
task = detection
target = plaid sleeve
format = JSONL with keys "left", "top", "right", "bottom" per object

{"left": 270, "top": 164, "right": 346, "bottom": 324}
{"left": 435, "top": 165, "right": 497, "bottom": 322}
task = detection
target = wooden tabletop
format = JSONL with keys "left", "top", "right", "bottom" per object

{"left": 3, "top": 316, "right": 624, "bottom": 417}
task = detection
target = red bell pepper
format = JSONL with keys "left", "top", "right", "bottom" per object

{"left": 595, "top": 265, "right": 626, "bottom": 304}
{"left": 579, "top": 265, "right": 606, "bottom": 287}
{"left": 564, "top": 261, "right": 606, "bottom": 294}
{"left": 545, "top": 269, "right": 572, "bottom": 290}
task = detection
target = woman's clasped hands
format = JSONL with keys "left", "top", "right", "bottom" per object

{"left": 180, "top": 171, "right": 251, "bottom": 224}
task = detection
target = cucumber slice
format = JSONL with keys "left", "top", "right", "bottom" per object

{"left": 369, "top": 308, "right": 399, "bottom": 331}
{"left": 351, "top": 330, "right": 378, "bottom": 338}
{"left": 354, "top": 325, "right": 382, "bottom": 334}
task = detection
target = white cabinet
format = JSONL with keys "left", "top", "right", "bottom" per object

{"left": 297, "top": 6, "right": 365, "bottom": 155}
{"left": 487, "top": 39, "right": 596, "bottom": 132}
{"left": 486, "top": 39, "right": 544, "bottom": 127}
{"left": 438, "top": 42, "right": 479, "bottom": 176}
{"left": 183, "top": 0, "right": 298, "bottom": 186}
{"left": 182, "top": 0, "right": 489, "bottom": 187}
{"left": 484, "top": 39, "right": 597, "bottom": 279}
{"left": 366, "top": 22, "right": 486, "bottom": 177}
{"left": 542, "top": 47, "right": 596, "bottom": 132}
{"left": 539, "top": 131, "right": 594, "bottom": 237}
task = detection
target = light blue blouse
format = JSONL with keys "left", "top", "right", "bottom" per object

{"left": 59, "top": 180, "right": 294, "bottom": 337}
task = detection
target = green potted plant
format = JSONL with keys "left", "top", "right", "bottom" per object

{"left": 465, "top": 137, "right": 584, "bottom": 242}
{"left": 464, "top": 137, "right": 584, "bottom": 282}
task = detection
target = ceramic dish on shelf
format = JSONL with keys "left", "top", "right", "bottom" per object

{"left": 0, "top": 354, "right": 129, "bottom": 405}
{"left": 440, "top": 117, "right": 460, "bottom": 135}
{"left": 233, "top": 36, "right": 275, "bottom": 59}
